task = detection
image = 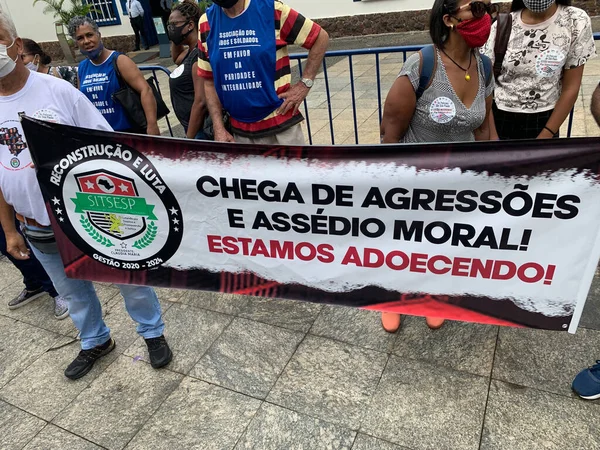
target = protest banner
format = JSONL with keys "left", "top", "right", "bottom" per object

{"left": 22, "top": 116, "right": 600, "bottom": 332}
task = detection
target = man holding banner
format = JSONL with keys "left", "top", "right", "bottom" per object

{"left": 0, "top": 12, "right": 173, "bottom": 380}
{"left": 197, "top": 0, "right": 329, "bottom": 144}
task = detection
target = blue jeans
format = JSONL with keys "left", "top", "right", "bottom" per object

{"left": 25, "top": 225, "right": 165, "bottom": 350}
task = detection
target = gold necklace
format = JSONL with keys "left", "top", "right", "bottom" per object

{"left": 440, "top": 49, "right": 474, "bottom": 81}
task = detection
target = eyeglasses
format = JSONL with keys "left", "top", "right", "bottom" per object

{"left": 167, "top": 20, "right": 190, "bottom": 27}
{"left": 451, "top": 1, "right": 499, "bottom": 20}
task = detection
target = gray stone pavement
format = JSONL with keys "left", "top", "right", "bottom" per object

{"left": 4, "top": 32, "right": 600, "bottom": 450}
{"left": 2, "top": 255, "right": 600, "bottom": 449}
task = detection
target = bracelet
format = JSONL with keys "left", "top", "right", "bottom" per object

{"left": 544, "top": 126, "right": 556, "bottom": 135}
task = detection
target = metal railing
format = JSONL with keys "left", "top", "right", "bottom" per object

{"left": 139, "top": 65, "right": 174, "bottom": 137}
{"left": 291, "top": 32, "right": 600, "bottom": 145}
{"left": 141, "top": 33, "right": 600, "bottom": 143}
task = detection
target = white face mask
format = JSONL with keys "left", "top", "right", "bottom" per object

{"left": 0, "top": 40, "right": 17, "bottom": 78}
{"left": 25, "top": 61, "right": 38, "bottom": 72}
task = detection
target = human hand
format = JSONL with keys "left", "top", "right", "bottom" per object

{"left": 277, "top": 82, "right": 310, "bottom": 115}
{"left": 214, "top": 128, "right": 235, "bottom": 143}
{"left": 147, "top": 122, "right": 161, "bottom": 136}
{"left": 6, "top": 231, "right": 30, "bottom": 260}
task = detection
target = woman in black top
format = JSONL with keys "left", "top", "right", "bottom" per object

{"left": 167, "top": 0, "right": 207, "bottom": 139}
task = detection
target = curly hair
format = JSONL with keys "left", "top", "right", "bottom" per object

{"left": 67, "top": 16, "right": 100, "bottom": 39}
{"left": 172, "top": 0, "right": 202, "bottom": 29}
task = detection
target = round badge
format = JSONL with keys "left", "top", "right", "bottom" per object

{"left": 10, "top": 157, "right": 20, "bottom": 168}
{"left": 32, "top": 109, "right": 60, "bottom": 123}
{"left": 170, "top": 65, "right": 185, "bottom": 79}
{"left": 535, "top": 49, "right": 565, "bottom": 78}
{"left": 47, "top": 144, "right": 183, "bottom": 270}
{"left": 429, "top": 97, "right": 456, "bottom": 124}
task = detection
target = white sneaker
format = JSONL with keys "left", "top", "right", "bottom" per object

{"left": 53, "top": 296, "right": 69, "bottom": 320}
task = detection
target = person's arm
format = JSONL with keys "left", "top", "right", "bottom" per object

{"left": 116, "top": 54, "right": 159, "bottom": 135}
{"left": 380, "top": 76, "right": 416, "bottom": 143}
{"left": 204, "top": 78, "right": 233, "bottom": 142}
{"left": 277, "top": 28, "right": 329, "bottom": 115}
{"left": 591, "top": 83, "right": 600, "bottom": 127}
{"left": 475, "top": 95, "right": 493, "bottom": 141}
{"left": 186, "top": 61, "right": 207, "bottom": 139}
{"left": 537, "top": 65, "right": 584, "bottom": 139}
{"left": 0, "top": 190, "right": 29, "bottom": 260}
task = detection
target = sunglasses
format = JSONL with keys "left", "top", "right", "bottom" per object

{"left": 451, "top": 1, "right": 499, "bottom": 19}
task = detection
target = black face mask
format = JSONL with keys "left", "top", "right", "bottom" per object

{"left": 167, "top": 22, "right": 192, "bottom": 45}
{"left": 213, "top": 0, "right": 239, "bottom": 8}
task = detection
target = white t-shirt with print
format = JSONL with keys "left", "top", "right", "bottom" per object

{"left": 482, "top": 5, "right": 596, "bottom": 113}
{"left": 0, "top": 70, "right": 112, "bottom": 226}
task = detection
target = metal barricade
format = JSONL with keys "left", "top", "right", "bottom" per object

{"left": 139, "top": 65, "right": 174, "bottom": 137}
{"left": 291, "top": 32, "right": 600, "bottom": 144}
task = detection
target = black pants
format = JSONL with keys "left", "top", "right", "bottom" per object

{"left": 130, "top": 16, "right": 148, "bottom": 50}
{"left": 0, "top": 220, "right": 58, "bottom": 297}
{"left": 493, "top": 102, "right": 559, "bottom": 140}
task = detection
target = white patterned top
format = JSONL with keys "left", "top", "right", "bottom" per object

{"left": 398, "top": 49, "right": 494, "bottom": 143}
{"left": 482, "top": 5, "right": 596, "bottom": 113}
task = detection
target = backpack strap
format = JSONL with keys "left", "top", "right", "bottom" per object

{"left": 111, "top": 52, "right": 125, "bottom": 88}
{"left": 480, "top": 53, "right": 493, "bottom": 88}
{"left": 416, "top": 44, "right": 437, "bottom": 100}
{"left": 493, "top": 13, "right": 513, "bottom": 81}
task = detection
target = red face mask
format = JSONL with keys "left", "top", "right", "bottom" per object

{"left": 455, "top": 13, "right": 492, "bottom": 48}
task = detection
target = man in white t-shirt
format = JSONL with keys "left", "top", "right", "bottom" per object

{"left": 0, "top": 12, "right": 172, "bottom": 379}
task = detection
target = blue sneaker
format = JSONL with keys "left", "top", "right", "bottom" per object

{"left": 572, "top": 361, "right": 600, "bottom": 400}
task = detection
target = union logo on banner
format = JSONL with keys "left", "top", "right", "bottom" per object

{"left": 72, "top": 170, "right": 157, "bottom": 246}
{"left": 40, "top": 140, "right": 184, "bottom": 271}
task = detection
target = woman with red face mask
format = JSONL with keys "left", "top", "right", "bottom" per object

{"left": 379, "top": 0, "right": 498, "bottom": 332}
{"left": 482, "top": 0, "right": 596, "bottom": 140}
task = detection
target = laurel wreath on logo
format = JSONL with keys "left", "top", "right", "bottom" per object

{"left": 80, "top": 215, "right": 115, "bottom": 248}
{"left": 133, "top": 221, "right": 157, "bottom": 249}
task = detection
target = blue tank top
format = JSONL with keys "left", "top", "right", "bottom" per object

{"left": 206, "top": 0, "right": 282, "bottom": 123}
{"left": 78, "top": 52, "right": 132, "bottom": 131}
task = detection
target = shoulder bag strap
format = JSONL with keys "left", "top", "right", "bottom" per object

{"left": 493, "top": 13, "right": 513, "bottom": 81}
{"left": 416, "top": 44, "right": 436, "bottom": 100}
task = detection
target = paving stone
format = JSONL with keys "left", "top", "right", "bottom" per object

{"left": 0, "top": 259, "right": 22, "bottom": 291}
{"left": 235, "top": 403, "right": 356, "bottom": 450}
{"left": 154, "top": 286, "right": 186, "bottom": 303}
{"left": 53, "top": 355, "right": 183, "bottom": 450}
{"left": 179, "top": 290, "right": 248, "bottom": 315}
{"left": 0, "top": 400, "right": 46, "bottom": 450}
{"left": 361, "top": 356, "right": 488, "bottom": 450}
{"left": 192, "top": 317, "right": 304, "bottom": 399}
{"left": 311, "top": 305, "right": 397, "bottom": 353}
{"left": 23, "top": 424, "right": 102, "bottom": 450}
{"left": 392, "top": 315, "right": 498, "bottom": 377}
{"left": 267, "top": 335, "right": 387, "bottom": 429}
{"left": 0, "top": 337, "right": 114, "bottom": 421}
{"left": 239, "top": 297, "right": 322, "bottom": 333}
{"left": 481, "top": 380, "right": 600, "bottom": 450}
{"left": 124, "top": 303, "right": 231, "bottom": 374}
{"left": 493, "top": 327, "right": 600, "bottom": 397}
{"left": 0, "top": 315, "right": 62, "bottom": 389}
{"left": 352, "top": 434, "right": 411, "bottom": 450}
{"left": 580, "top": 269, "right": 600, "bottom": 330}
{"left": 126, "top": 377, "right": 260, "bottom": 450}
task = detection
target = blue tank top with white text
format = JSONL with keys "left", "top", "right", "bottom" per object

{"left": 78, "top": 52, "right": 131, "bottom": 131}
{"left": 206, "top": 0, "right": 282, "bottom": 123}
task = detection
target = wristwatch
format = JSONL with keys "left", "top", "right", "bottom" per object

{"left": 300, "top": 77, "right": 314, "bottom": 88}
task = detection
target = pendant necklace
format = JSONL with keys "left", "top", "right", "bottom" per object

{"left": 441, "top": 49, "right": 474, "bottom": 81}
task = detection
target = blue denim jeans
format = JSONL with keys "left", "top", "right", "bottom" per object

{"left": 25, "top": 224, "right": 165, "bottom": 350}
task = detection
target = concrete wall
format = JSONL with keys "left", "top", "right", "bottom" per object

{"left": 285, "top": 0, "right": 434, "bottom": 20}
{"left": 2, "top": 0, "right": 133, "bottom": 43}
